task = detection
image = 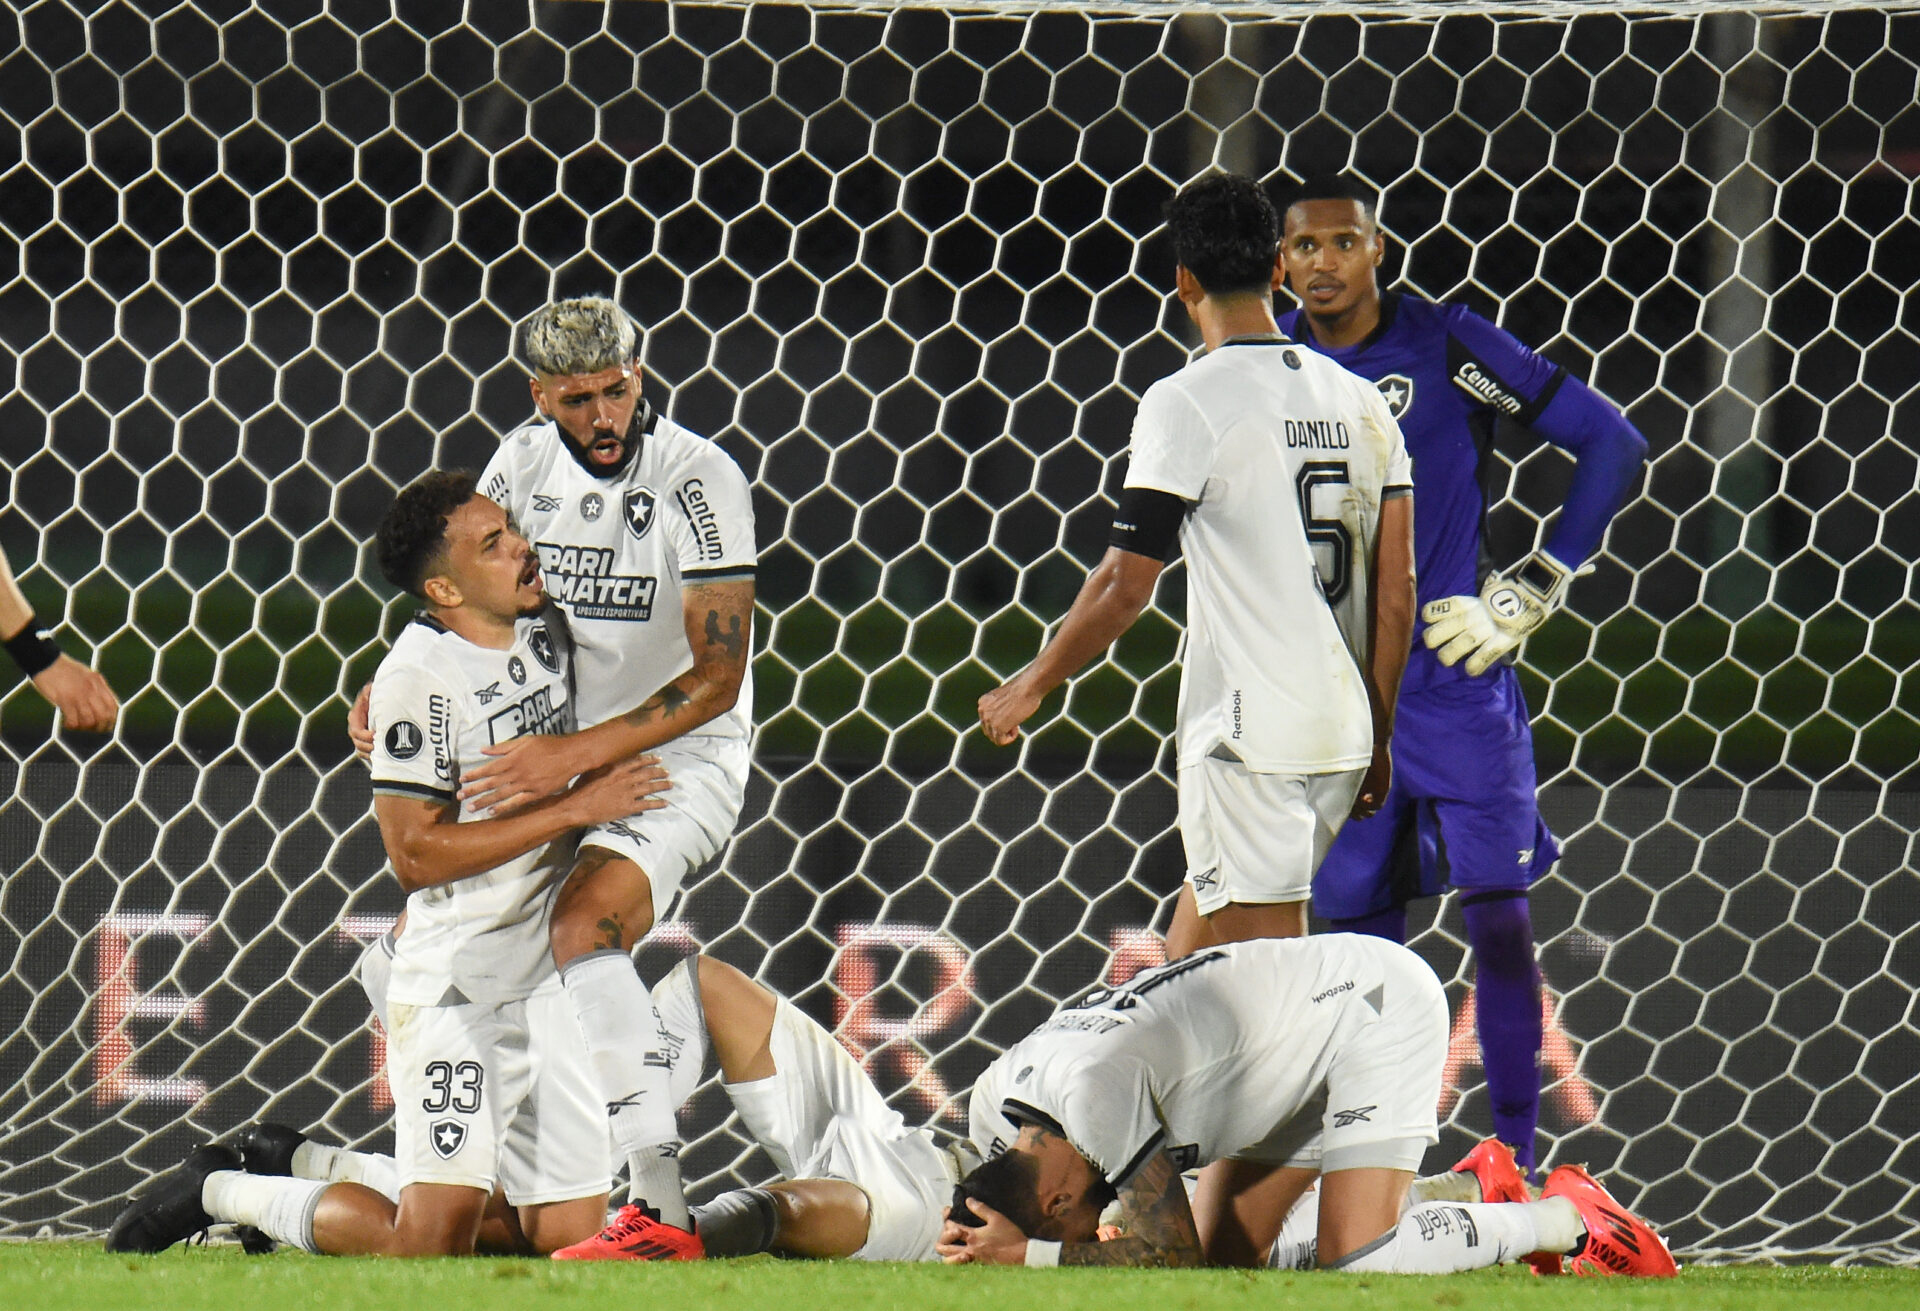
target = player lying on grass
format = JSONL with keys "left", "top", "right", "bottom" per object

{"left": 119, "top": 944, "right": 975, "bottom": 1262}
{"left": 149, "top": 934, "right": 1513, "bottom": 1267}
{"left": 940, "top": 935, "right": 1675, "bottom": 1276}
{"left": 107, "top": 472, "right": 669, "bottom": 1258}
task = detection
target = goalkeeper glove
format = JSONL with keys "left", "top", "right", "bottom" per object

{"left": 1421, "top": 551, "right": 1577, "bottom": 677}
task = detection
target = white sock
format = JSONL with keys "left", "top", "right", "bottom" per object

{"left": 1410, "top": 1169, "right": 1485, "bottom": 1206}
{"left": 722, "top": 1073, "right": 797, "bottom": 1179}
{"left": 561, "top": 949, "right": 687, "bottom": 1228}
{"left": 1333, "top": 1199, "right": 1557, "bottom": 1273}
{"left": 202, "top": 1171, "right": 327, "bottom": 1254}
{"left": 1269, "top": 1186, "right": 1320, "bottom": 1269}
{"left": 289, "top": 1142, "right": 400, "bottom": 1203}
{"left": 354, "top": 933, "right": 395, "bottom": 1030}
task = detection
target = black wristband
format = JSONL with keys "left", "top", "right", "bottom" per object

{"left": 4, "top": 613, "right": 63, "bottom": 678}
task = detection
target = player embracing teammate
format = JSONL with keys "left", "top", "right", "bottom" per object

{"left": 356, "top": 297, "right": 756, "bottom": 1258}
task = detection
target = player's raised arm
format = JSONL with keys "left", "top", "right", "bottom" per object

{"left": 978, "top": 544, "right": 1165, "bottom": 746}
{"left": 0, "top": 549, "right": 119, "bottom": 732}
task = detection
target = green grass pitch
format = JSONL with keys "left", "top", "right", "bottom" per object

{"left": 4, "top": 1246, "right": 1916, "bottom": 1311}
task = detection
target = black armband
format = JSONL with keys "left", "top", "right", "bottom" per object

{"left": 1109, "top": 486, "right": 1190, "bottom": 562}
{"left": 3, "top": 612, "right": 63, "bottom": 678}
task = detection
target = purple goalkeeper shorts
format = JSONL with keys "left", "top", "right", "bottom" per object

{"left": 1312, "top": 668, "right": 1560, "bottom": 920}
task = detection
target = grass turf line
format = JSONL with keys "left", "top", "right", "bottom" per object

{"left": 3, "top": 1246, "right": 1917, "bottom": 1311}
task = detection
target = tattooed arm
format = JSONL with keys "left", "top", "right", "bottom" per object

{"left": 1060, "top": 1150, "right": 1203, "bottom": 1268}
{"left": 457, "top": 578, "right": 754, "bottom": 810}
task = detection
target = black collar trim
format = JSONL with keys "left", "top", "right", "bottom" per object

{"left": 409, "top": 610, "right": 449, "bottom": 633}
{"left": 1354, "top": 290, "right": 1402, "bottom": 353}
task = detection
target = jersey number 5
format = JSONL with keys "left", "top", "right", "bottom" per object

{"left": 1295, "top": 461, "right": 1352, "bottom": 603}
{"left": 422, "top": 1059, "right": 484, "bottom": 1114}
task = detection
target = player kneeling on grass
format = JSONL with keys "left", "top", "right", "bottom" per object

{"left": 938, "top": 936, "right": 1675, "bottom": 1276}
{"left": 192, "top": 946, "right": 978, "bottom": 1263}
{"left": 106, "top": 471, "right": 670, "bottom": 1258}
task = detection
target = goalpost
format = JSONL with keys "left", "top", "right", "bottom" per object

{"left": 2, "top": 0, "right": 1917, "bottom": 1262}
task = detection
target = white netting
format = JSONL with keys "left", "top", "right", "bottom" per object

{"left": 2, "top": 0, "right": 1917, "bottom": 1264}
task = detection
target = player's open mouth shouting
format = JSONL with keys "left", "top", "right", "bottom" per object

{"left": 587, "top": 426, "right": 627, "bottom": 468}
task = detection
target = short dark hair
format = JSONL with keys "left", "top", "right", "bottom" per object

{"left": 958, "top": 1147, "right": 1118, "bottom": 1241}
{"left": 1282, "top": 175, "right": 1380, "bottom": 226}
{"left": 957, "top": 1151, "right": 1050, "bottom": 1238}
{"left": 1164, "top": 172, "right": 1281, "bottom": 297}
{"left": 375, "top": 469, "right": 479, "bottom": 598}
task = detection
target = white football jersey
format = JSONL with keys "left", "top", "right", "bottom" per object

{"left": 479, "top": 402, "right": 756, "bottom": 744}
{"left": 1125, "top": 336, "right": 1413, "bottom": 773}
{"left": 368, "top": 606, "right": 578, "bottom": 1007}
{"left": 969, "top": 935, "right": 1434, "bottom": 1184}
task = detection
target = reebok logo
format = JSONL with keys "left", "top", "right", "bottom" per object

{"left": 1311, "top": 980, "right": 1354, "bottom": 1003}
{"left": 1332, "top": 1105, "right": 1376, "bottom": 1127}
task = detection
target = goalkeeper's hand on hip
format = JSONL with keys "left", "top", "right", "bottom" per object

{"left": 1420, "top": 551, "right": 1576, "bottom": 677}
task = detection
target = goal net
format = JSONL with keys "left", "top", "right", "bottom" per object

{"left": 2, "top": 0, "right": 1916, "bottom": 1264}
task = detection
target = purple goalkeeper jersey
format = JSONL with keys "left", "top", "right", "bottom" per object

{"left": 1277, "top": 292, "right": 1646, "bottom": 692}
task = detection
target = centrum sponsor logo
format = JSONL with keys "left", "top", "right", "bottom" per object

{"left": 427, "top": 693, "right": 453, "bottom": 781}
{"left": 676, "top": 478, "right": 725, "bottom": 561}
{"left": 1453, "top": 360, "right": 1523, "bottom": 414}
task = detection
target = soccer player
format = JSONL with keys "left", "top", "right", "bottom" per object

{"left": 220, "top": 947, "right": 976, "bottom": 1263}
{"left": 978, "top": 172, "right": 1416, "bottom": 958}
{"left": 107, "top": 471, "right": 670, "bottom": 1257}
{"left": 1276, "top": 177, "right": 1650, "bottom": 1171}
{"left": 1, "top": 549, "right": 117, "bottom": 730}
{"left": 936, "top": 937, "right": 1675, "bottom": 1276}
{"left": 348, "top": 297, "right": 756, "bottom": 1256}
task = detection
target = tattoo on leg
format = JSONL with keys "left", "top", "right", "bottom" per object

{"left": 595, "top": 916, "right": 625, "bottom": 951}
{"left": 705, "top": 610, "right": 744, "bottom": 660}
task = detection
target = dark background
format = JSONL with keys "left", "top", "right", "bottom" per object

{"left": 1, "top": 1, "right": 1916, "bottom": 1260}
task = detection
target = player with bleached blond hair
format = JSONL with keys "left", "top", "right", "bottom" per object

{"left": 393, "top": 296, "right": 756, "bottom": 1260}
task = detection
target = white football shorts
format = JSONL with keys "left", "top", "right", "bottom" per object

{"left": 386, "top": 980, "right": 610, "bottom": 1205}
{"left": 1179, "top": 756, "right": 1365, "bottom": 916}
{"left": 1243, "top": 940, "right": 1449, "bottom": 1175}
{"left": 578, "top": 733, "right": 747, "bottom": 922}
{"left": 652, "top": 959, "right": 967, "bottom": 1262}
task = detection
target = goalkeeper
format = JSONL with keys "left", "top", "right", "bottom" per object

{"left": 1275, "top": 177, "right": 1648, "bottom": 1172}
